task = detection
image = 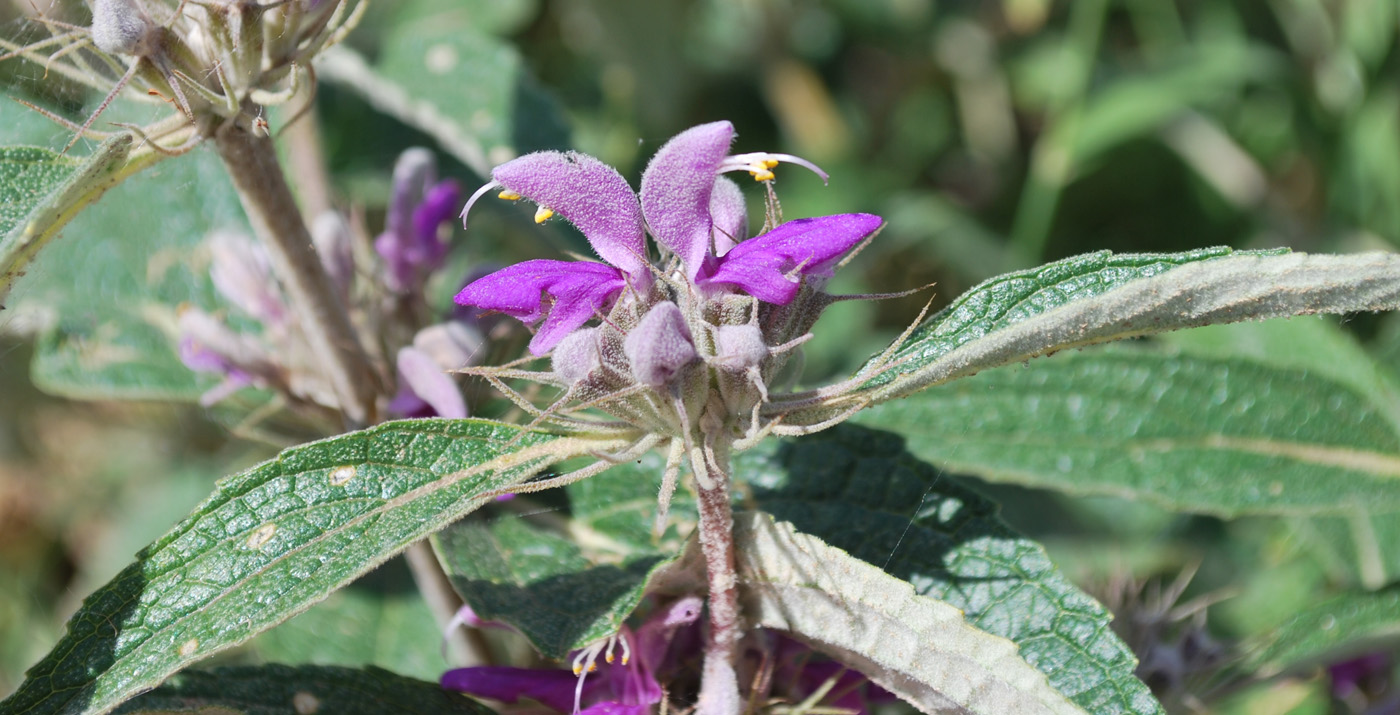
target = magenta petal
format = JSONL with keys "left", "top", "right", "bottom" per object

{"left": 701, "top": 213, "right": 883, "bottom": 304}
{"left": 493, "top": 152, "right": 647, "bottom": 280}
{"left": 441, "top": 667, "right": 580, "bottom": 712}
{"left": 640, "top": 121, "right": 735, "bottom": 277}
{"left": 454, "top": 260, "right": 626, "bottom": 355}
{"left": 578, "top": 703, "right": 654, "bottom": 715}
{"left": 709, "top": 176, "right": 747, "bottom": 257}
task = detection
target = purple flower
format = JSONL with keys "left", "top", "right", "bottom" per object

{"left": 442, "top": 596, "right": 703, "bottom": 714}
{"left": 376, "top": 148, "right": 462, "bottom": 292}
{"left": 388, "top": 320, "right": 482, "bottom": 419}
{"left": 454, "top": 121, "right": 882, "bottom": 355}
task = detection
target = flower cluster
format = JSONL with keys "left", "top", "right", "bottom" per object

{"left": 454, "top": 122, "right": 882, "bottom": 498}
{"left": 180, "top": 147, "right": 480, "bottom": 421}
{"left": 5, "top": 0, "right": 364, "bottom": 153}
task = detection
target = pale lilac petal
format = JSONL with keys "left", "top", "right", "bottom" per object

{"left": 312, "top": 212, "right": 355, "bottom": 302}
{"left": 700, "top": 213, "right": 883, "bottom": 304}
{"left": 493, "top": 152, "right": 647, "bottom": 280}
{"left": 709, "top": 176, "right": 747, "bottom": 257}
{"left": 441, "top": 667, "right": 581, "bottom": 712}
{"left": 208, "top": 232, "right": 283, "bottom": 324}
{"left": 640, "top": 121, "right": 735, "bottom": 276}
{"left": 412, "top": 320, "right": 484, "bottom": 371}
{"left": 394, "top": 346, "right": 467, "bottom": 418}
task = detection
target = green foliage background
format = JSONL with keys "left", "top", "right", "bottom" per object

{"left": 2, "top": 0, "right": 1400, "bottom": 712}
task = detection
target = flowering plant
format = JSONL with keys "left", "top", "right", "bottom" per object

{"left": 3, "top": 3, "right": 1400, "bottom": 715}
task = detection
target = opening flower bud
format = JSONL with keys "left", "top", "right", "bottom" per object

{"left": 624, "top": 303, "right": 697, "bottom": 387}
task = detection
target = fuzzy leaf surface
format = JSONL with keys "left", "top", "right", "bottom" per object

{"left": 109, "top": 664, "right": 490, "bottom": 714}
{"left": 245, "top": 561, "right": 444, "bottom": 681}
{"left": 857, "top": 346, "right": 1400, "bottom": 516}
{"left": 842, "top": 249, "right": 1400, "bottom": 408}
{"left": 0, "top": 419, "right": 624, "bottom": 715}
{"left": 1247, "top": 587, "right": 1400, "bottom": 676}
{"left": 433, "top": 452, "right": 694, "bottom": 659}
{"left": 0, "top": 137, "right": 134, "bottom": 305}
{"left": 738, "top": 425, "right": 1161, "bottom": 714}
{"left": 734, "top": 511, "right": 1089, "bottom": 714}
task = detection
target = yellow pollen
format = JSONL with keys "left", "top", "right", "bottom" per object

{"left": 498, "top": 190, "right": 522, "bottom": 200}
{"left": 749, "top": 169, "right": 776, "bottom": 182}
{"left": 605, "top": 653, "right": 614, "bottom": 663}
{"left": 763, "top": 159, "right": 779, "bottom": 168}
{"left": 588, "top": 663, "right": 597, "bottom": 672}
{"left": 573, "top": 664, "right": 583, "bottom": 675}
{"left": 621, "top": 654, "right": 630, "bottom": 665}
{"left": 534, "top": 206, "right": 555, "bottom": 223}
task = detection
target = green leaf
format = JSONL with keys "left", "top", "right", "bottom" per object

{"left": 318, "top": 20, "right": 567, "bottom": 176}
{"left": 856, "top": 345, "right": 1400, "bottom": 516}
{"left": 1290, "top": 512, "right": 1400, "bottom": 591}
{"left": 733, "top": 511, "right": 1091, "bottom": 714}
{"left": 0, "top": 136, "right": 135, "bottom": 306}
{"left": 1247, "top": 587, "right": 1400, "bottom": 677}
{"left": 0, "top": 419, "right": 628, "bottom": 715}
{"left": 838, "top": 248, "right": 1400, "bottom": 410}
{"left": 110, "top": 664, "right": 490, "bottom": 714}
{"left": 432, "top": 452, "right": 694, "bottom": 659}
{"left": 390, "top": 0, "right": 541, "bottom": 37}
{"left": 10, "top": 145, "right": 250, "bottom": 401}
{"left": 246, "top": 561, "right": 445, "bottom": 682}
{"left": 736, "top": 425, "right": 1161, "bottom": 715}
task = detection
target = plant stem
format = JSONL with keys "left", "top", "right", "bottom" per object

{"left": 213, "top": 107, "right": 379, "bottom": 427}
{"left": 695, "top": 443, "right": 742, "bottom": 715}
{"left": 404, "top": 541, "right": 494, "bottom": 667}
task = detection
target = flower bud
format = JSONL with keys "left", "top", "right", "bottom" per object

{"left": 90, "top": 0, "right": 155, "bottom": 56}
{"left": 551, "top": 327, "right": 601, "bottom": 383}
{"left": 624, "top": 302, "right": 697, "bottom": 387}
{"left": 714, "top": 324, "right": 768, "bottom": 371}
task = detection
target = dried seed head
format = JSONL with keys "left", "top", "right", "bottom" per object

{"left": 624, "top": 302, "right": 697, "bottom": 387}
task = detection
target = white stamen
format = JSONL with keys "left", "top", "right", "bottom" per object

{"left": 719, "top": 152, "right": 829, "bottom": 184}
{"left": 460, "top": 180, "right": 500, "bottom": 228}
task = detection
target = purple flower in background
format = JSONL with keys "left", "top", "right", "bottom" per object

{"left": 454, "top": 121, "right": 882, "bottom": 354}
{"left": 376, "top": 148, "right": 462, "bottom": 293}
{"left": 442, "top": 596, "right": 703, "bottom": 714}
{"left": 387, "top": 319, "right": 483, "bottom": 419}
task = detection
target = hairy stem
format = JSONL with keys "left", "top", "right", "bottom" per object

{"left": 695, "top": 442, "right": 742, "bottom": 715}
{"left": 213, "top": 108, "right": 379, "bottom": 426}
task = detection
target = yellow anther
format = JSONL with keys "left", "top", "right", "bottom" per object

{"left": 763, "top": 159, "right": 779, "bottom": 168}
{"left": 588, "top": 663, "right": 597, "bottom": 672}
{"left": 534, "top": 206, "right": 555, "bottom": 223}
{"left": 621, "top": 654, "right": 630, "bottom": 665}
{"left": 573, "top": 664, "right": 584, "bottom": 675}
{"left": 605, "top": 653, "right": 615, "bottom": 663}
{"left": 750, "top": 169, "right": 776, "bottom": 182}
{"left": 497, "top": 190, "right": 522, "bottom": 201}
